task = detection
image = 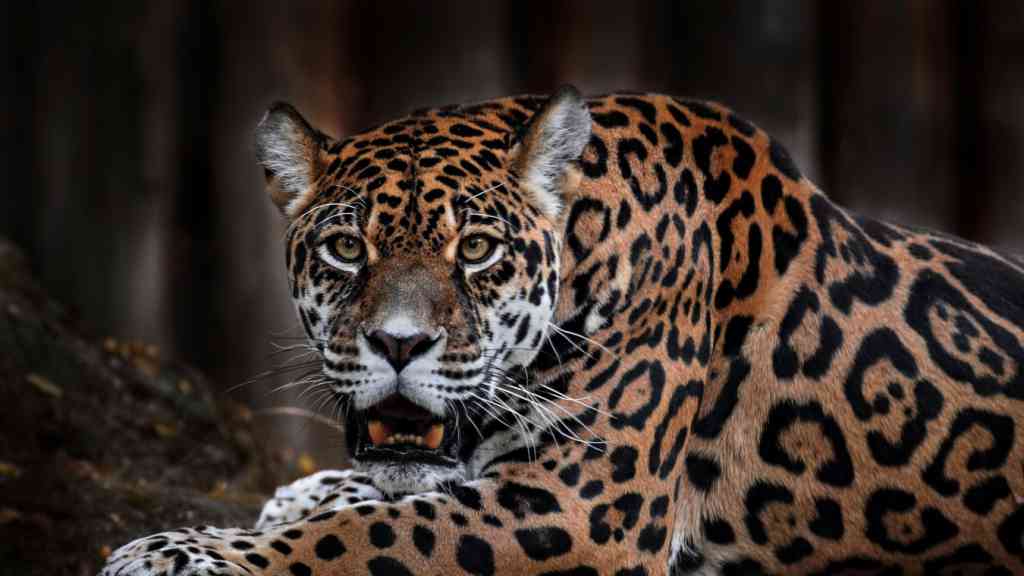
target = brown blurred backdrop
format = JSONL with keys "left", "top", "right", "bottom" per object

{"left": 5, "top": 1, "right": 1024, "bottom": 466}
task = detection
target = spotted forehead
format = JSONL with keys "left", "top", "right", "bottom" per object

{"left": 304, "top": 103, "right": 548, "bottom": 253}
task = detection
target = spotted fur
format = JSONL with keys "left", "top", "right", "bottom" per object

{"left": 101, "top": 89, "right": 1024, "bottom": 575}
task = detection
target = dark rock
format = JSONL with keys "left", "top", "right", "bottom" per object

{"left": 0, "top": 238, "right": 280, "bottom": 575}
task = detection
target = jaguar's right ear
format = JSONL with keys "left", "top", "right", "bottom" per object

{"left": 254, "top": 102, "right": 333, "bottom": 218}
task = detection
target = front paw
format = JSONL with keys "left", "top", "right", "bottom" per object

{"left": 256, "top": 468, "right": 383, "bottom": 528}
{"left": 99, "top": 530, "right": 249, "bottom": 576}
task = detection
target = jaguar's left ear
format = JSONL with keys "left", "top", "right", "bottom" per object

{"left": 514, "top": 85, "right": 591, "bottom": 221}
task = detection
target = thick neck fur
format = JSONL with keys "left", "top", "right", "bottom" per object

{"left": 543, "top": 97, "right": 818, "bottom": 417}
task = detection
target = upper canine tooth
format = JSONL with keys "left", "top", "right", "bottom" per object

{"left": 424, "top": 423, "right": 445, "bottom": 449}
{"left": 368, "top": 420, "right": 388, "bottom": 445}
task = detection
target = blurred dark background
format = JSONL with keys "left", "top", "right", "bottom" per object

{"left": 5, "top": 1, "right": 1023, "bottom": 466}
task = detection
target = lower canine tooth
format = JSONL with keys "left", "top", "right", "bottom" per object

{"left": 424, "top": 423, "right": 444, "bottom": 449}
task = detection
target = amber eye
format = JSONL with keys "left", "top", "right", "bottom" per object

{"left": 330, "top": 234, "right": 365, "bottom": 264}
{"left": 459, "top": 235, "right": 497, "bottom": 264}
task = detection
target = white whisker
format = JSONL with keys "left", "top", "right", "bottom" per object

{"left": 463, "top": 181, "right": 505, "bottom": 203}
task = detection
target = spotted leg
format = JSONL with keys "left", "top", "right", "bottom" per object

{"left": 99, "top": 456, "right": 675, "bottom": 576}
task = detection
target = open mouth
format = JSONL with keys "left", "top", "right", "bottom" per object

{"left": 346, "top": 394, "right": 459, "bottom": 466}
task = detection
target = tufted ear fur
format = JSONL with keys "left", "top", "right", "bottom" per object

{"left": 254, "top": 102, "right": 331, "bottom": 218}
{"left": 514, "top": 86, "right": 592, "bottom": 220}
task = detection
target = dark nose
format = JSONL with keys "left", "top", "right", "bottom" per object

{"left": 365, "top": 330, "right": 439, "bottom": 372}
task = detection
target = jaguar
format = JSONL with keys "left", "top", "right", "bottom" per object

{"left": 101, "top": 87, "right": 1024, "bottom": 575}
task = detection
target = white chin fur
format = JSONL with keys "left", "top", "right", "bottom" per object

{"left": 353, "top": 459, "right": 466, "bottom": 497}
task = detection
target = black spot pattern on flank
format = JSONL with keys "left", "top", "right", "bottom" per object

{"left": 314, "top": 534, "right": 346, "bottom": 560}
{"left": 413, "top": 500, "right": 436, "bottom": 520}
{"left": 539, "top": 568, "right": 599, "bottom": 576}
{"left": 759, "top": 399, "right": 855, "bottom": 487}
{"left": 648, "top": 379, "right": 702, "bottom": 480}
{"left": 608, "top": 361, "right": 666, "bottom": 431}
{"left": 811, "top": 196, "right": 900, "bottom": 314}
{"left": 809, "top": 498, "right": 844, "bottom": 540}
{"left": 692, "top": 317, "right": 753, "bottom": 440}
{"left": 715, "top": 190, "right": 756, "bottom": 276}
{"left": 715, "top": 202, "right": 761, "bottom": 308}
{"left": 773, "top": 195, "right": 809, "bottom": 276}
{"left": 905, "top": 269, "right": 1024, "bottom": 400}
{"left": 721, "top": 558, "right": 766, "bottom": 576}
{"left": 685, "top": 453, "right": 721, "bottom": 492}
{"left": 923, "top": 408, "right": 1014, "bottom": 497}
{"left": 807, "top": 558, "right": 895, "bottom": 576}
{"left": 660, "top": 122, "right": 684, "bottom": 168}
{"left": 580, "top": 480, "right": 604, "bottom": 499}
{"left": 744, "top": 482, "right": 794, "bottom": 544}
{"left": 589, "top": 504, "right": 612, "bottom": 544}
{"left": 930, "top": 239, "right": 1024, "bottom": 332}
{"left": 693, "top": 127, "right": 731, "bottom": 204}
{"left": 450, "top": 485, "right": 483, "bottom": 510}
{"left": 593, "top": 111, "right": 630, "bottom": 128}
{"left": 289, "top": 563, "right": 312, "bottom": 576}
{"left": 610, "top": 445, "right": 639, "bottom": 482}
{"left": 761, "top": 174, "right": 782, "bottom": 213}
{"left": 482, "top": 514, "right": 503, "bottom": 527}
{"left": 514, "top": 527, "right": 573, "bottom": 561}
{"left": 638, "top": 520, "right": 668, "bottom": 553}
{"left": 998, "top": 505, "right": 1024, "bottom": 561}
{"left": 650, "top": 495, "right": 669, "bottom": 518}
{"left": 245, "top": 553, "right": 269, "bottom": 569}
{"left": 845, "top": 328, "right": 944, "bottom": 466}
{"left": 369, "top": 522, "right": 395, "bottom": 548}
{"left": 368, "top": 556, "right": 415, "bottom": 576}
{"left": 923, "top": 544, "right": 1006, "bottom": 575}
{"left": 616, "top": 97, "right": 658, "bottom": 123}
{"left": 677, "top": 99, "right": 722, "bottom": 121}
{"left": 581, "top": 134, "right": 608, "bottom": 179}
{"left": 565, "top": 198, "right": 611, "bottom": 263}
{"left": 618, "top": 138, "right": 669, "bottom": 210}
{"left": 772, "top": 286, "right": 842, "bottom": 381}
{"left": 457, "top": 535, "right": 495, "bottom": 576}
{"left": 730, "top": 136, "right": 755, "bottom": 179}
{"left": 559, "top": 463, "right": 581, "bottom": 486}
{"left": 776, "top": 538, "right": 813, "bottom": 565}
{"left": 703, "top": 518, "right": 736, "bottom": 544}
{"left": 963, "top": 475, "right": 1011, "bottom": 515}
{"left": 614, "top": 492, "right": 645, "bottom": 531}
{"left": 728, "top": 113, "right": 756, "bottom": 136}
{"left": 865, "top": 488, "right": 958, "bottom": 553}
{"left": 412, "top": 525, "right": 435, "bottom": 558}
{"left": 497, "top": 482, "right": 561, "bottom": 519}
{"left": 769, "top": 138, "right": 802, "bottom": 180}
